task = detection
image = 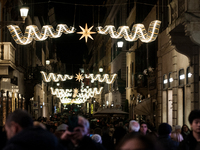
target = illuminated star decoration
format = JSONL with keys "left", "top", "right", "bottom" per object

{"left": 75, "top": 73, "right": 84, "bottom": 82}
{"left": 77, "top": 23, "right": 96, "bottom": 43}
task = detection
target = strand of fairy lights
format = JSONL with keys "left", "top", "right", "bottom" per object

{"left": 96, "top": 20, "right": 161, "bottom": 43}
{"left": 41, "top": 71, "right": 117, "bottom": 84}
{"left": 85, "top": 74, "right": 117, "bottom": 84}
{"left": 50, "top": 87, "right": 103, "bottom": 103}
{"left": 41, "top": 71, "right": 73, "bottom": 82}
{"left": 7, "top": 20, "right": 161, "bottom": 45}
{"left": 7, "top": 24, "right": 75, "bottom": 45}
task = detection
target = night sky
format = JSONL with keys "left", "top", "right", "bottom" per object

{"left": 48, "top": 0, "right": 107, "bottom": 74}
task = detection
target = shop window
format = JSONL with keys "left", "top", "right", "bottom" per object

{"left": 163, "top": 74, "right": 168, "bottom": 89}
{"left": 179, "top": 69, "right": 185, "bottom": 86}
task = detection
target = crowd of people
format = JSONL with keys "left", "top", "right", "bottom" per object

{"left": 0, "top": 109, "right": 200, "bottom": 150}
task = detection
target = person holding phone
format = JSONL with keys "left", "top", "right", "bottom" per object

{"left": 60, "top": 115, "right": 106, "bottom": 150}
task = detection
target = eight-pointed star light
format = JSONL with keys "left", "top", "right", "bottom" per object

{"left": 77, "top": 23, "right": 96, "bottom": 43}
{"left": 75, "top": 73, "right": 84, "bottom": 82}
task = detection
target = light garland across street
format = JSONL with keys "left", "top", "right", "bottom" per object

{"left": 40, "top": 71, "right": 73, "bottom": 82}
{"left": 50, "top": 87, "right": 103, "bottom": 104}
{"left": 40, "top": 71, "right": 117, "bottom": 84}
{"left": 7, "top": 24, "right": 75, "bottom": 45}
{"left": 96, "top": 20, "right": 161, "bottom": 43}
{"left": 7, "top": 20, "right": 161, "bottom": 44}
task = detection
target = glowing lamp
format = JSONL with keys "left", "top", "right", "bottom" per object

{"left": 99, "top": 67, "right": 103, "bottom": 73}
{"left": 20, "top": 7, "right": 29, "bottom": 23}
{"left": 46, "top": 60, "right": 50, "bottom": 65}
{"left": 117, "top": 41, "right": 124, "bottom": 48}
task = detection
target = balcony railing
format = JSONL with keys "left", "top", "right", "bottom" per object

{"left": 0, "top": 42, "right": 16, "bottom": 64}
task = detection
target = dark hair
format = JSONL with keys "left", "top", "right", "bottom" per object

{"left": 158, "top": 123, "right": 172, "bottom": 135}
{"left": 188, "top": 109, "right": 200, "bottom": 124}
{"left": 116, "top": 133, "right": 162, "bottom": 150}
{"left": 6, "top": 109, "right": 33, "bottom": 129}
{"left": 140, "top": 122, "right": 148, "bottom": 127}
{"left": 181, "top": 124, "right": 190, "bottom": 133}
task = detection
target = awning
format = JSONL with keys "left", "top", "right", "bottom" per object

{"left": 134, "top": 98, "right": 151, "bottom": 116}
{"left": 93, "top": 108, "right": 129, "bottom": 116}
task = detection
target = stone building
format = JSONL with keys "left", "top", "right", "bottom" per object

{"left": 0, "top": 0, "right": 66, "bottom": 123}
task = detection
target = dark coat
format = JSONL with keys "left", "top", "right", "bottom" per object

{"left": 102, "top": 133, "right": 114, "bottom": 150}
{"left": 113, "top": 126, "right": 127, "bottom": 145}
{"left": 3, "top": 127, "right": 65, "bottom": 150}
{"left": 60, "top": 135, "right": 106, "bottom": 150}
{"left": 178, "top": 132, "right": 198, "bottom": 150}
{"left": 158, "top": 135, "right": 179, "bottom": 150}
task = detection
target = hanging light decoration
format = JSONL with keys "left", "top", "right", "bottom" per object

{"left": 96, "top": 20, "right": 161, "bottom": 43}
{"left": 40, "top": 71, "right": 73, "bottom": 82}
{"left": 7, "top": 24, "right": 76, "bottom": 45}
{"left": 85, "top": 74, "right": 117, "bottom": 84}
{"left": 50, "top": 87, "right": 103, "bottom": 104}
{"left": 77, "top": 23, "right": 96, "bottom": 43}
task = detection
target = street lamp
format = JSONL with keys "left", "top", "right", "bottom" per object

{"left": 99, "top": 67, "right": 103, "bottom": 73}
{"left": 117, "top": 41, "right": 124, "bottom": 48}
{"left": 20, "top": 7, "right": 29, "bottom": 23}
{"left": 46, "top": 59, "right": 50, "bottom": 65}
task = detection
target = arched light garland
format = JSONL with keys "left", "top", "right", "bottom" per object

{"left": 40, "top": 71, "right": 73, "bottom": 82}
{"left": 96, "top": 20, "right": 161, "bottom": 43}
{"left": 7, "top": 24, "right": 76, "bottom": 45}
{"left": 85, "top": 74, "right": 117, "bottom": 84}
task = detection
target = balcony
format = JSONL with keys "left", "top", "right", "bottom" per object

{"left": 0, "top": 42, "right": 16, "bottom": 75}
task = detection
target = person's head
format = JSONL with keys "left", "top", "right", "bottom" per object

{"left": 140, "top": 122, "right": 148, "bottom": 135}
{"left": 188, "top": 109, "right": 200, "bottom": 134}
{"left": 78, "top": 116, "right": 90, "bottom": 136}
{"left": 158, "top": 123, "right": 172, "bottom": 136}
{"left": 54, "top": 123, "right": 68, "bottom": 139}
{"left": 116, "top": 133, "right": 162, "bottom": 150}
{"left": 5, "top": 109, "right": 33, "bottom": 139}
{"left": 174, "top": 125, "right": 181, "bottom": 133}
{"left": 91, "top": 134, "right": 102, "bottom": 144}
{"left": 129, "top": 120, "right": 140, "bottom": 133}
{"left": 181, "top": 124, "right": 190, "bottom": 133}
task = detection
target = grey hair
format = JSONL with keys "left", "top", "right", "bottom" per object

{"left": 129, "top": 120, "right": 140, "bottom": 132}
{"left": 78, "top": 116, "right": 90, "bottom": 129}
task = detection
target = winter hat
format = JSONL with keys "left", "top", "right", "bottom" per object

{"left": 158, "top": 123, "right": 172, "bottom": 135}
{"left": 91, "top": 134, "right": 102, "bottom": 143}
{"left": 56, "top": 123, "right": 68, "bottom": 131}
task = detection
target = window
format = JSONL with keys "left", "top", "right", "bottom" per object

{"left": 186, "top": 67, "right": 192, "bottom": 84}
{"left": 179, "top": 69, "right": 185, "bottom": 86}
{"left": 163, "top": 74, "right": 168, "bottom": 89}
{"left": 168, "top": 73, "right": 173, "bottom": 88}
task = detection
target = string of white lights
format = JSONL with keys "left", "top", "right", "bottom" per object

{"left": 96, "top": 20, "right": 161, "bottom": 43}
{"left": 40, "top": 71, "right": 73, "bottom": 82}
{"left": 84, "top": 74, "right": 117, "bottom": 84}
{"left": 50, "top": 87, "right": 73, "bottom": 95}
{"left": 51, "top": 87, "right": 103, "bottom": 104}
{"left": 7, "top": 24, "right": 76, "bottom": 45}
